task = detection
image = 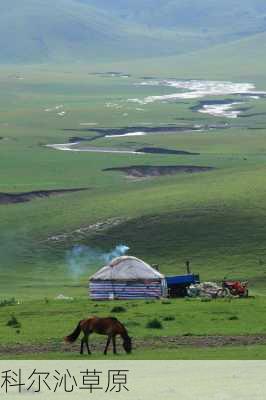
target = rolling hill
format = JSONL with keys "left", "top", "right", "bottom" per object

{"left": 80, "top": 0, "right": 266, "bottom": 38}
{"left": 0, "top": 0, "right": 137, "bottom": 63}
{"left": 0, "top": 0, "right": 181, "bottom": 63}
{"left": 0, "top": 0, "right": 213, "bottom": 64}
{"left": 1, "top": 0, "right": 266, "bottom": 64}
{"left": 104, "top": 29, "right": 266, "bottom": 85}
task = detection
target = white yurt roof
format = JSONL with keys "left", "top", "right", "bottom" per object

{"left": 90, "top": 256, "right": 164, "bottom": 281}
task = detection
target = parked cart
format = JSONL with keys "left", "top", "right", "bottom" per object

{"left": 188, "top": 280, "right": 249, "bottom": 298}
{"left": 188, "top": 282, "right": 222, "bottom": 298}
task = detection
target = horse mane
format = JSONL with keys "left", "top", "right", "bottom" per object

{"left": 116, "top": 319, "right": 130, "bottom": 338}
{"left": 107, "top": 317, "right": 129, "bottom": 338}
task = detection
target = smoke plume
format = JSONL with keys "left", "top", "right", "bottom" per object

{"left": 66, "top": 244, "right": 130, "bottom": 277}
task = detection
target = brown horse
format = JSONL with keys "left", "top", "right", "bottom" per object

{"left": 64, "top": 316, "right": 132, "bottom": 355}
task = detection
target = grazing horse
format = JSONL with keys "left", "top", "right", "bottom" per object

{"left": 64, "top": 316, "right": 132, "bottom": 355}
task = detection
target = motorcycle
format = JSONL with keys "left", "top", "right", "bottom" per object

{"left": 218, "top": 279, "right": 248, "bottom": 298}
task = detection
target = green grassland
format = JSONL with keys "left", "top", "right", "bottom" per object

{"left": 1, "top": 297, "right": 266, "bottom": 360}
{"left": 1, "top": 49, "right": 266, "bottom": 358}
{"left": 1, "top": 297, "right": 266, "bottom": 345}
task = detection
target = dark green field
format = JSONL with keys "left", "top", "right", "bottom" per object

{"left": 1, "top": 48, "right": 266, "bottom": 358}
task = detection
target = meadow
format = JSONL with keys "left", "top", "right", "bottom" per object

{"left": 1, "top": 53, "right": 266, "bottom": 358}
{"left": 1, "top": 297, "right": 266, "bottom": 360}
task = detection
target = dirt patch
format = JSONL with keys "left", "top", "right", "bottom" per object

{"left": 0, "top": 188, "right": 88, "bottom": 205}
{"left": 1, "top": 335, "right": 266, "bottom": 356}
{"left": 136, "top": 147, "right": 199, "bottom": 155}
{"left": 154, "top": 335, "right": 266, "bottom": 347}
{"left": 103, "top": 165, "right": 214, "bottom": 178}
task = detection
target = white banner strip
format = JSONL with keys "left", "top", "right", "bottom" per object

{"left": 0, "top": 361, "right": 265, "bottom": 399}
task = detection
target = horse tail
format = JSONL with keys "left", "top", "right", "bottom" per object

{"left": 64, "top": 320, "right": 82, "bottom": 343}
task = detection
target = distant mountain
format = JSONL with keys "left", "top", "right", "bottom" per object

{"left": 1, "top": 0, "right": 266, "bottom": 63}
{"left": 0, "top": 0, "right": 180, "bottom": 63}
{"left": 0, "top": 0, "right": 135, "bottom": 63}
{"left": 80, "top": 0, "right": 266, "bottom": 36}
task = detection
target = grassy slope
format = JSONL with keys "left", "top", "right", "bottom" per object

{"left": 1, "top": 0, "right": 232, "bottom": 64}
{"left": 1, "top": 62, "right": 266, "bottom": 296}
{"left": 82, "top": 0, "right": 266, "bottom": 36}
{"left": 0, "top": 0, "right": 185, "bottom": 64}
{"left": 1, "top": 34, "right": 266, "bottom": 357}
{"left": 103, "top": 31, "right": 266, "bottom": 84}
{"left": 3, "top": 0, "right": 266, "bottom": 64}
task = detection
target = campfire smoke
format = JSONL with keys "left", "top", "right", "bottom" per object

{"left": 66, "top": 244, "right": 130, "bottom": 277}
{"left": 102, "top": 244, "right": 130, "bottom": 263}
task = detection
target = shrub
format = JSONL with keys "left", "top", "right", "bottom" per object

{"left": 111, "top": 306, "right": 126, "bottom": 313}
{"left": 228, "top": 315, "right": 239, "bottom": 321}
{"left": 163, "top": 316, "right": 175, "bottom": 321}
{"left": 0, "top": 298, "right": 17, "bottom": 307}
{"left": 6, "top": 315, "right": 21, "bottom": 329}
{"left": 161, "top": 300, "right": 171, "bottom": 305}
{"left": 146, "top": 319, "right": 163, "bottom": 329}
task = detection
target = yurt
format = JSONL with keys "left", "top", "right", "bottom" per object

{"left": 89, "top": 256, "right": 167, "bottom": 300}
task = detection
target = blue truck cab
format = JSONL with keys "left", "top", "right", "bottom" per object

{"left": 166, "top": 274, "right": 200, "bottom": 297}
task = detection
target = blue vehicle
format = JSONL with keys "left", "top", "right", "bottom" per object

{"left": 166, "top": 273, "right": 200, "bottom": 297}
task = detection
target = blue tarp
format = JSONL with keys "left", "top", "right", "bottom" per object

{"left": 166, "top": 274, "right": 199, "bottom": 286}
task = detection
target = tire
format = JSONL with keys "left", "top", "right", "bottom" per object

{"left": 241, "top": 289, "right": 249, "bottom": 298}
{"left": 217, "top": 288, "right": 230, "bottom": 298}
